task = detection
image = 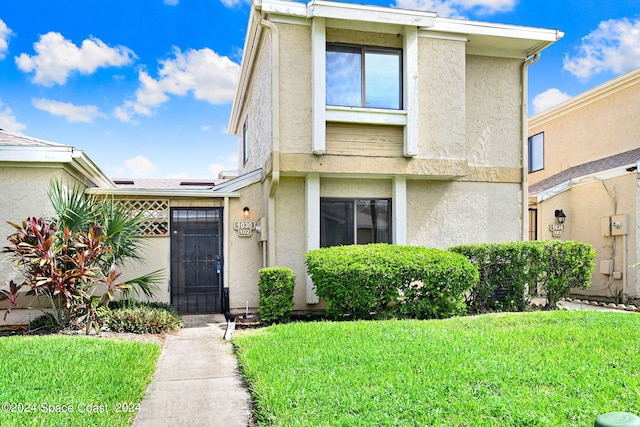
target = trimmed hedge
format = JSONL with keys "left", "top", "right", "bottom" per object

{"left": 305, "top": 244, "right": 478, "bottom": 320}
{"left": 450, "top": 240, "right": 596, "bottom": 312}
{"left": 449, "top": 242, "right": 540, "bottom": 313}
{"left": 258, "top": 267, "right": 296, "bottom": 325}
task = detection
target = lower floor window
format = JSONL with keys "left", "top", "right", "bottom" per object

{"left": 320, "top": 198, "right": 391, "bottom": 247}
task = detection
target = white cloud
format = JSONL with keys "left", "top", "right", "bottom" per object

{"left": 219, "top": 0, "right": 250, "bottom": 8}
{"left": 0, "top": 19, "right": 13, "bottom": 60}
{"left": 0, "top": 100, "right": 26, "bottom": 133}
{"left": 393, "top": 0, "right": 515, "bottom": 17}
{"left": 532, "top": 88, "right": 572, "bottom": 115}
{"left": 124, "top": 155, "right": 157, "bottom": 177}
{"left": 164, "top": 0, "right": 179, "bottom": 5}
{"left": 115, "top": 47, "right": 240, "bottom": 122}
{"left": 201, "top": 125, "right": 212, "bottom": 131}
{"left": 15, "top": 32, "right": 136, "bottom": 86}
{"left": 563, "top": 17, "right": 640, "bottom": 80}
{"left": 32, "top": 98, "right": 107, "bottom": 123}
{"left": 208, "top": 162, "right": 228, "bottom": 178}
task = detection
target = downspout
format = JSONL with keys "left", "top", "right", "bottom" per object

{"left": 260, "top": 16, "right": 280, "bottom": 266}
{"left": 521, "top": 53, "right": 540, "bottom": 240}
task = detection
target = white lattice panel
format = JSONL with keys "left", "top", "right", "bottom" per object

{"left": 119, "top": 199, "right": 169, "bottom": 236}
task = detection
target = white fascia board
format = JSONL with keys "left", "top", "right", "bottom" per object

{"left": 533, "top": 165, "right": 637, "bottom": 202}
{"left": 534, "top": 180, "right": 571, "bottom": 203}
{"left": 309, "top": 1, "right": 436, "bottom": 27}
{"left": 0, "top": 146, "right": 73, "bottom": 163}
{"left": 70, "top": 150, "right": 116, "bottom": 189}
{"left": 258, "top": 0, "right": 307, "bottom": 17}
{"left": 87, "top": 188, "right": 242, "bottom": 198}
{"left": 260, "top": 0, "right": 436, "bottom": 27}
{"left": 433, "top": 17, "right": 563, "bottom": 43}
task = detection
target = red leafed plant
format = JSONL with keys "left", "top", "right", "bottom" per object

{"left": 2, "top": 217, "right": 128, "bottom": 333}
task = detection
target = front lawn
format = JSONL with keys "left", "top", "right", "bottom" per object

{"left": 0, "top": 335, "right": 160, "bottom": 427}
{"left": 234, "top": 311, "right": 640, "bottom": 426}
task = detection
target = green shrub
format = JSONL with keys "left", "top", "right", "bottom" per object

{"left": 450, "top": 240, "right": 595, "bottom": 312}
{"left": 449, "top": 242, "right": 542, "bottom": 313}
{"left": 538, "top": 240, "right": 596, "bottom": 308}
{"left": 107, "top": 304, "right": 183, "bottom": 334}
{"left": 305, "top": 244, "right": 478, "bottom": 320}
{"left": 258, "top": 267, "right": 296, "bottom": 325}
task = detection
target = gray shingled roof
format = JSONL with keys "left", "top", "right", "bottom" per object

{"left": 0, "top": 129, "right": 71, "bottom": 148}
{"left": 112, "top": 178, "right": 226, "bottom": 190}
{"left": 530, "top": 147, "right": 640, "bottom": 194}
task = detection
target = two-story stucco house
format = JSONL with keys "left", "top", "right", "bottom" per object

{"left": 228, "top": 0, "right": 562, "bottom": 310}
{"left": 0, "top": 0, "right": 563, "bottom": 320}
{"left": 528, "top": 67, "right": 640, "bottom": 303}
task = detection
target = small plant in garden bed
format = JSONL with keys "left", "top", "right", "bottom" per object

{"left": 106, "top": 300, "right": 183, "bottom": 334}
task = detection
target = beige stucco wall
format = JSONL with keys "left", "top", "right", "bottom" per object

{"left": 227, "top": 182, "right": 264, "bottom": 311}
{"left": 0, "top": 167, "right": 83, "bottom": 294}
{"left": 119, "top": 237, "right": 171, "bottom": 303}
{"left": 466, "top": 55, "right": 522, "bottom": 168}
{"left": 0, "top": 166, "right": 89, "bottom": 323}
{"left": 528, "top": 74, "right": 640, "bottom": 185}
{"left": 273, "top": 177, "right": 308, "bottom": 310}
{"left": 418, "top": 37, "right": 466, "bottom": 160}
{"left": 534, "top": 173, "right": 638, "bottom": 300}
{"left": 279, "top": 23, "right": 312, "bottom": 154}
{"left": 407, "top": 180, "right": 522, "bottom": 248}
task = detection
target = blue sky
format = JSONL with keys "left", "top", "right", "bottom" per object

{"left": 0, "top": 0, "right": 639, "bottom": 179}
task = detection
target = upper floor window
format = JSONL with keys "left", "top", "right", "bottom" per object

{"left": 326, "top": 44, "right": 402, "bottom": 110}
{"left": 528, "top": 132, "right": 544, "bottom": 172}
{"left": 320, "top": 198, "right": 391, "bottom": 247}
{"left": 242, "top": 121, "right": 248, "bottom": 165}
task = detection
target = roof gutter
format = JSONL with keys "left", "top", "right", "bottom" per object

{"left": 86, "top": 188, "right": 242, "bottom": 198}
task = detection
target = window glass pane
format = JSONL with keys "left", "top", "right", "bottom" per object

{"left": 356, "top": 199, "right": 391, "bottom": 244}
{"left": 365, "top": 50, "right": 401, "bottom": 109}
{"left": 528, "top": 133, "right": 544, "bottom": 172}
{"left": 321, "top": 200, "right": 354, "bottom": 247}
{"left": 326, "top": 46, "right": 362, "bottom": 107}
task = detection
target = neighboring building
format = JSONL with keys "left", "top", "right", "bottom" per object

{"left": 528, "top": 67, "right": 640, "bottom": 302}
{"left": 228, "top": 0, "right": 561, "bottom": 309}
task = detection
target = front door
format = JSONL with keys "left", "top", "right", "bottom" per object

{"left": 170, "top": 207, "right": 223, "bottom": 313}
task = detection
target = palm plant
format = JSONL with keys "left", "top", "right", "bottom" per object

{"left": 48, "top": 179, "right": 162, "bottom": 300}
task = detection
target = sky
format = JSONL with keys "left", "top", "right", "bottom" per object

{"left": 0, "top": 0, "right": 639, "bottom": 179}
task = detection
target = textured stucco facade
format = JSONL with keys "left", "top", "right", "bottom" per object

{"left": 227, "top": 0, "right": 562, "bottom": 312}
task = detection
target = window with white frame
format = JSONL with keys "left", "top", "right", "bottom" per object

{"left": 242, "top": 121, "right": 248, "bottom": 165}
{"left": 320, "top": 198, "right": 391, "bottom": 247}
{"left": 326, "top": 44, "right": 402, "bottom": 110}
{"left": 528, "top": 132, "right": 544, "bottom": 173}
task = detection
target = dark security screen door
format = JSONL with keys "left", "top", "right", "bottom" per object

{"left": 170, "top": 208, "right": 223, "bottom": 314}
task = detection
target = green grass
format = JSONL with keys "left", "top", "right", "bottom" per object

{"left": 0, "top": 335, "right": 161, "bottom": 427}
{"left": 234, "top": 311, "right": 640, "bottom": 426}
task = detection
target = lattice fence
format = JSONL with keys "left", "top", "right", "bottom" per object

{"left": 118, "top": 199, "right": 169, "bottom": 236}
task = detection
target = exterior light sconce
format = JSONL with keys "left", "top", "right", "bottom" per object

{"left": 555, "top": 209, "right": 566, "bottom": 224}
{"left": 243, "top": 207, "right": 250, "bottom": 218}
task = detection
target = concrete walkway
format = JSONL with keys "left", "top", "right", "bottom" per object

{"left": 133, "top": 314, "right": 252, "bottom": 427}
